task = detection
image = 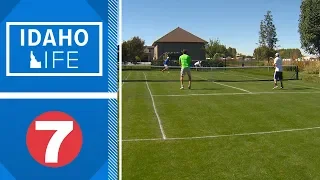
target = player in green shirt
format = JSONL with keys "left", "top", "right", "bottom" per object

{"left": 179, "top": 49, "right": 192, "bottom": 89}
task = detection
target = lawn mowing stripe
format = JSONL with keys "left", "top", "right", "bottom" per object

{"left": 288, "top": 83, "right": 320, "bottom": 90}
{"left": 194, "top": 75, "right": 252, "bottom": 93}
{"left": 152, "top": 91, "right": 320, "bottom": 97}
{"left": 143, "top": 72, "right": 167, "bottom": 140}
{"left": 220, "top": 71, "right": 262, "bottom": 80}
{"left": 122, "top": 126, "right": 320, "bottom": 142}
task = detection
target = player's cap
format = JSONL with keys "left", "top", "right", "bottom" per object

{"left": 275, "top": 53, "right": 279, "bottom": 57}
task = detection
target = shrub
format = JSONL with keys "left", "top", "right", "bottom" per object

{"left": 302, "top": 73, "right": 320, "bottom": 83}
{"left": 303, "top": 61, "right": 320, "bottom": 74}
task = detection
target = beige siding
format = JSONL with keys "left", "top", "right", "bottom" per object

{"left": 155, "top": 42, "right": 206, "bottom": 60}
{"left": 143, "top": 46, "right": 155, "bottom": 61}
{"left": 154, "top": 45, "right": 158, "bottom": 59}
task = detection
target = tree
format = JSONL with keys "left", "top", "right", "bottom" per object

{"left": 227, "top": 47, "right": 235, "bottom": 58}
{"left": 122, "top": 41, "right": 129, "bottom": 63}
{"left": 253, "top": 46, "right": 276, "bottom": 61}
{"left": 291, "top": 49, "right": 303, "bottom": 60}
{"left": 265, "top": 11, "right": 278, "bottom": 49}
{"left": 122, "top": 36, "right": 145, "bottom": 63}
{"left": 213, "top": 53, "right": 222, "bottom": 61}
{"left": 278, "top": 48, "right": 302, "bottom": 59}
{"left": 258, "top": 20, "right": 267, "bottom": 46}
{"left": 205, "top": 39, "right": 223, "bottom": 59}
{"left": 231, "top": 48, "right": 237, "bottom": 58}
{"left": 258, "top": 11, "right": 279, "bottom": 49}
{"left": 206, "top": 39, "right": 237, "bottom": 59}
{"left": 128, "top": 36, "right": 145, "bottom": 63}
{"left": 299, "top": 0, "right": 320, "bottom": 55}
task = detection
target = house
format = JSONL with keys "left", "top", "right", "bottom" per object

{"left": 143, "top": 46, "right": 154, "bottom": 61}
{"left": 152, "top": 27, "right": 207, "bottom": 61}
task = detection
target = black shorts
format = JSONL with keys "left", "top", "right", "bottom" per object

{"left": 274, "top": 71, "right": 283, "bottom": 80}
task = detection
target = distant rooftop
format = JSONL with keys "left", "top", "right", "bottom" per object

{"left": 152, "top": 27, "right": 207, "bottom": 46}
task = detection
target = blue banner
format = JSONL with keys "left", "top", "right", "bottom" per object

{"left": 0, "top": 0, "right": 118, "bottom": 179}
{"left": 7, "top": 23, "right": 101, "bottom": 75}
{"left": 0, "top": 0, "right": 118, "bottom": 93}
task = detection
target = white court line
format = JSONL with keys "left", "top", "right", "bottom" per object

{"left": 194, "top": 75, "right": 252, "bottom": 93}
{"left": 122, "top": 72, "right": 131, "bottom": 85}
{"left": 0, "top": 92, "right": 117, "bottom": 99}
{"left": 213, "top": 81, "right": 252, "bottom": 93}
{"left": 122, "top": 138, "right": 163, "bottom": 142}
{"left": 143, "top": 72, "right": 167, "bottom": 139}
{"left": 220, "top": 70, "right": 320, "bottom": 90}
{"left": 152, "top": 91, "right": 320, "bottom": 97}
{"left": 122, "top": 126, "right": 320, "bottom": 142}
{"left": 235, "top": 71, "right": 320, "bottom": 91}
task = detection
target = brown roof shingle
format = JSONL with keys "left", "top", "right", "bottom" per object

{"left": 152, "top": 27, "right": 207, "bottom": 46}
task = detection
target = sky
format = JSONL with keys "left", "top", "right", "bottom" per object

{"left": 122, "top": 0, "right": 304, "bottom": 56}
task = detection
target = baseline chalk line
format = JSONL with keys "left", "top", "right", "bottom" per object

{"left": 152, "top": 91, "right": 320, "bottom": 97}
{"left": 123, "top": 126, "right": 320, "bottom": 142}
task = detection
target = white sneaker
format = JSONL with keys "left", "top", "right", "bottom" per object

{"left": 180, "top": 87, "right": 184, "bottom": 90}
{"left": 273, "top": 86, "right": 278, "bottom": 89}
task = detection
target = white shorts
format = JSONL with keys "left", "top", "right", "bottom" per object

{"left": 181, "top": 67, "right": 191, "bottom": 77}
{"left": 164, "top": 65, "right": 168, "bottom": 68}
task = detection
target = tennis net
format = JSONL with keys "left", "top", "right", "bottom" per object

{"left": 122, "top": 65, "right": 299, "bottom": 82}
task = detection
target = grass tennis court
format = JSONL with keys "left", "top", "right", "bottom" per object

{"left": 122, "top": 68, "right": 320, "bottom": 179}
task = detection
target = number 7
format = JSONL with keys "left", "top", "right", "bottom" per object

{"left": 35, "top": 121, "right": 73, "bottom": 163}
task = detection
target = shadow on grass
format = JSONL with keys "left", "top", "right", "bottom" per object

{"left": 284, "top": 87, "right": 312, "bottom": 90}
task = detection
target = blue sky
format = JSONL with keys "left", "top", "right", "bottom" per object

{"left": 123, "top": 0, "right": 303, "bottom": 56}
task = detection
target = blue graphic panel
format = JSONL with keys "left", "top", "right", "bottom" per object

{"left": 8, "top": 24, "right": 101, "bottom": 75}
{"left": 0, "top": 99, "right": 118, "bottom": 180}
{"left": 0, "top": 163, "right": 15, "bottom": 180}
{"left": 0, "top": 0, "right": 119, "bottom": 179}
{"left": 0, "top": 0, "right": 119, "bottom": 93}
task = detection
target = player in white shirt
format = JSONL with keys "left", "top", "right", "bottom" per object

{"left": 194, "top": 61, "right": 201, "bottom": 71}
{"left": 273, "top": 53, "right": 284, "bottom": 89}
{"left": 194, "top": 61, "right": 201, "bottom": 67}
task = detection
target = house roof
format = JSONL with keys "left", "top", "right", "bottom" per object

{"left": 152, "top": 27, "right": 208, "bottom": 46}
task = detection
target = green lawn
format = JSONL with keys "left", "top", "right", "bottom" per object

{"left": 122, "top": 70, "right": 320, "bottom": 180}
